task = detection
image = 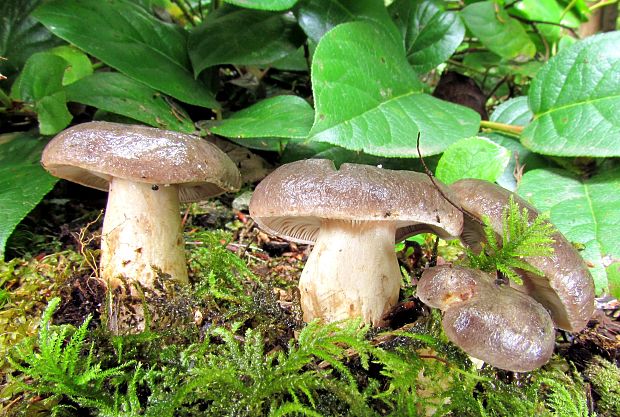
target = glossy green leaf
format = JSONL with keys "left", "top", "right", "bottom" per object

{"left": 309, "top": 21, "right": 480, "bottom": 157}
{"left": 211, "top": 95, "right": 313, "bottom": 140}
{"left": 511, "top": 0, "right": 580, "bottom": 43}
{"left": 518, "top": 167, "right": 620, "bottom": 296}
{"left": 295, "top": 0, "right": 401, "bottom": 43}
{"left": 49, "top": 45, "right": 93, "bottom": 86}
{"left": 0, "top": 0, "right": 63, "bottom": 83}
{"left": 33, "top": 0, "right": 218, "bottom": 108}
{"left": 389, "top": 0, "right": 465, "bottom": 73}
{"left": 436, "top": 136, "right": 510, "bottom": 184}
{"left": 460, "top": 1, "right": 536, "bottom": 60}
{"left": 189, "top": 7, "right": 305, "bottom": 75}
{"left": 12, "top": 52, "right": 72, "bottom": 135}
{"left": 522, "top": 32, "right": 620, "bottom": 157}
{"left": 65, "top": 72, "right": 194, "bottom": 133}
{"left": 224, "top": 0, "right": 299, "bottom": 10}
{"left": 0, "top": 132, "right": 58, "bottom": 260}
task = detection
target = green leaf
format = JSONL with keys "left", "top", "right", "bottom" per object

{"left": 460, "top": 1, "right": 536, "bottom": 60}
{"left": 189, "top": 7, "right": 305, "bottom": 75}
{"left": 435, "top": 136, "right": 511, "bottom": 184}
{"left": 490, "top": 96, "right": 532, "bottom": 127}
{"left": 295, "top": 0, "right": 401, "bottom": 44}
{"left": 65, "top": 72, "right": 194, "bottom": 133}
{"left": 522, "top": 32, "right": 620, "bottom": 157}
{"left": 485, "top": 132, "right": 546, "bottom": 191}
{"left": 33, "top": 0, "right": 218, "bottom": 108}
{"left": 211, "top": 95, "right": 313, "bottom": 139}
{"left": 280, "top": 141, "right": 435, "bottom": 171}
{"left": 36, "top": 91, "right": 73, "bottom": 135}
{"left": 12, "top": 53, "right": 65, "bottom": 101}
{"left": 0, "top": 132, "right": 58, "bottom": 260}
{"left": 511, "top": 0, "right": 580, "bottom": 43}
{"left": 485, "top": 96, "right": 542, "bottom": 191}
{"left": 0, "top": 0, "right": 63, "bottom": 83}
{"left": 309, "top": 21, "right": 480, "bottom": 157}
{"left": 518, "top": 167, "right": 620, "bottom": 296}
{"left": 389, "top": 0, "right": 465, "bottom": 73}
{"left": 49, "top": 45, "right": 93, "bottom": 86}
{"left": 223, "top": 0, "right": 299, "bottom": 10}
{"left": 12, "top": 52, "right": 72, "bottom": 135}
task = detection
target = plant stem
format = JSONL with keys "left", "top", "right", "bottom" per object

{"left": 0, "top": 88, "right": 11, "bottom": 108}
{"left": 479, "top": 120, "right": 524, "bottom": 137}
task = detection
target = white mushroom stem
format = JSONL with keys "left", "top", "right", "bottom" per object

{"left": 101, "top": 177, "right": 188, "bottom": 292}
{"left": 299, "top": 220, "right": 401, "bottom": 326}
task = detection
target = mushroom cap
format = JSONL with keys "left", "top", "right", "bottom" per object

{"left": 450, "top": 179, "right": 595, "bottom": 332}
{"left": 41, "top": 121, "right": 242, "bottom": 202}
{"left": 249, "top": 159, "right": 463, "bottom": 244}
{"left": 418, "top": 265, "right": 555, "bottom": 372}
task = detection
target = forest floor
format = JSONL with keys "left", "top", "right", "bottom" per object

{"left": 1, "top": 180, "right": 620, "bottom": 416}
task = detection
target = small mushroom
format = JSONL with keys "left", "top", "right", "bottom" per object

{"left": 249, "top": 159, "right": 463, "bottom": 326}
{"left": 41, "top": 122, "right": 241, "bottom": 332}
{"left": 450, "top": 179, "right": 595, "bottom": 332}
{"left": 417, "top": 265, "right": 555, "bottom": 372}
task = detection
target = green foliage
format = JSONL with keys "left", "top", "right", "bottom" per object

{"left": 436, "top": 136, "right": 511, "bottom": 184}
{"left": 523, "top": 31, "right": 620, "bottom": 157}
{"left": 33, "top": 0, "right": 218, "bottom": 108}
{"left": 519, "top": 166, "right": 620, "bottom": 297}
{"left": 187, "top": 229, "right": 257, "bottom": 303}
{"left": 466, "top": 195, "right": 556, "bottom": 284}
{"left": 9, "top": 297, "right": 132, "bottom": 410}
{"left": 188, "top": 7, "right": 305, "bottom": 74}
{"left": 0, "top": 132, "right": 58, "bottom": 259}
{"left": 584, "top": 356, "right": 620, "bottom": 416}
{"left": 4, "top": 292, "right": 597, "bottom": 417}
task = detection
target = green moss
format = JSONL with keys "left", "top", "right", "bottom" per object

{"left": 0, "top": 250, "right": 90, "bottom": 371}
{"left": 585, "top": 356, "right": 620, "bottom": 416}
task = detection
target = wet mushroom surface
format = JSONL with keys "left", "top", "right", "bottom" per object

{"left": 249, "top": 158, "right": 463, "bottom": 326}
{"left": 450, "top": 178, "right": 596, "bottom": 332}
{"left": 417, "top": 264, "right": 556, "bottom": 372}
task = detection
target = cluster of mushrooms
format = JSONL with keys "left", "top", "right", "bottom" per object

{"left": 41, "top": 122, "right": 595, "bottom": 372}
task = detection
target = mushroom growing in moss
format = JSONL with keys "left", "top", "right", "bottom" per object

{"left": 249, "top": 159, "right": 463, "bottom": 326}
{"left": 417, "top": 264, "right": 555, "bottom": 372}
{"left": 450, "top": 179, "right": 595, "bottom": 332}
{"left": 41, "top": 122, "right": 241, "bottom": 332}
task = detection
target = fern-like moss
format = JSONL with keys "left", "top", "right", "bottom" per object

{"left": 466, "top": 195, "right": 556, "bottom": 284}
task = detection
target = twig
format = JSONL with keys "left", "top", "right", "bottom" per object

{"left": 509, "top": 14, "right": 580, "bottom": 38}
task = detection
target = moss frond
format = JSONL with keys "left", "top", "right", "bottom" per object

{"left": 466, "top": 195, "right": 556, "bottom": 284}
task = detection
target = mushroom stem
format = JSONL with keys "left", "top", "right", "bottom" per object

{"left": 101, "top": 178, "right": 187, "bottom": 332}
{"left": 299, "top": 220, "right": 401, "bottom": 326}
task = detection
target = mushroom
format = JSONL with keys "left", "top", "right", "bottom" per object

{"left": 41, "top": 121, "right": 241, "bottom": 332}
{"left": 249, "top": 159, "right": 463, "bottom": 326}
{"left": 417, "top": 264, "right": 555, "bottom": 372}
{"left": 450, "top": 179, "right": 595, "bottom": 332}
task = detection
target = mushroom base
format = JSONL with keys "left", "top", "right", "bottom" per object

{"left": 101, "top": 178, "right": 187, "bottom": 333}
{"left": 299, "top": 220, "right": 401, "bottom": 326}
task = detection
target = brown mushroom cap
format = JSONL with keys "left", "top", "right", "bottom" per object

{"left": 450, "top": 179, "right": 595, "bottom": 332}
{"left": 418, "top": 265, "right": 555, "bottom": 372}
{"left": 249, "top": 159, "right": 463, "bottom": 244}
{"left": 41, "top": 121, "right": 242, "bottom": 202}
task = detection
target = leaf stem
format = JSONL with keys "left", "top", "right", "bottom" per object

{"left": 0, "top": 88, "right": 11, "bottom": 108}
{"left": 479, "top": 120, "right": 524, "bottom": 137}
